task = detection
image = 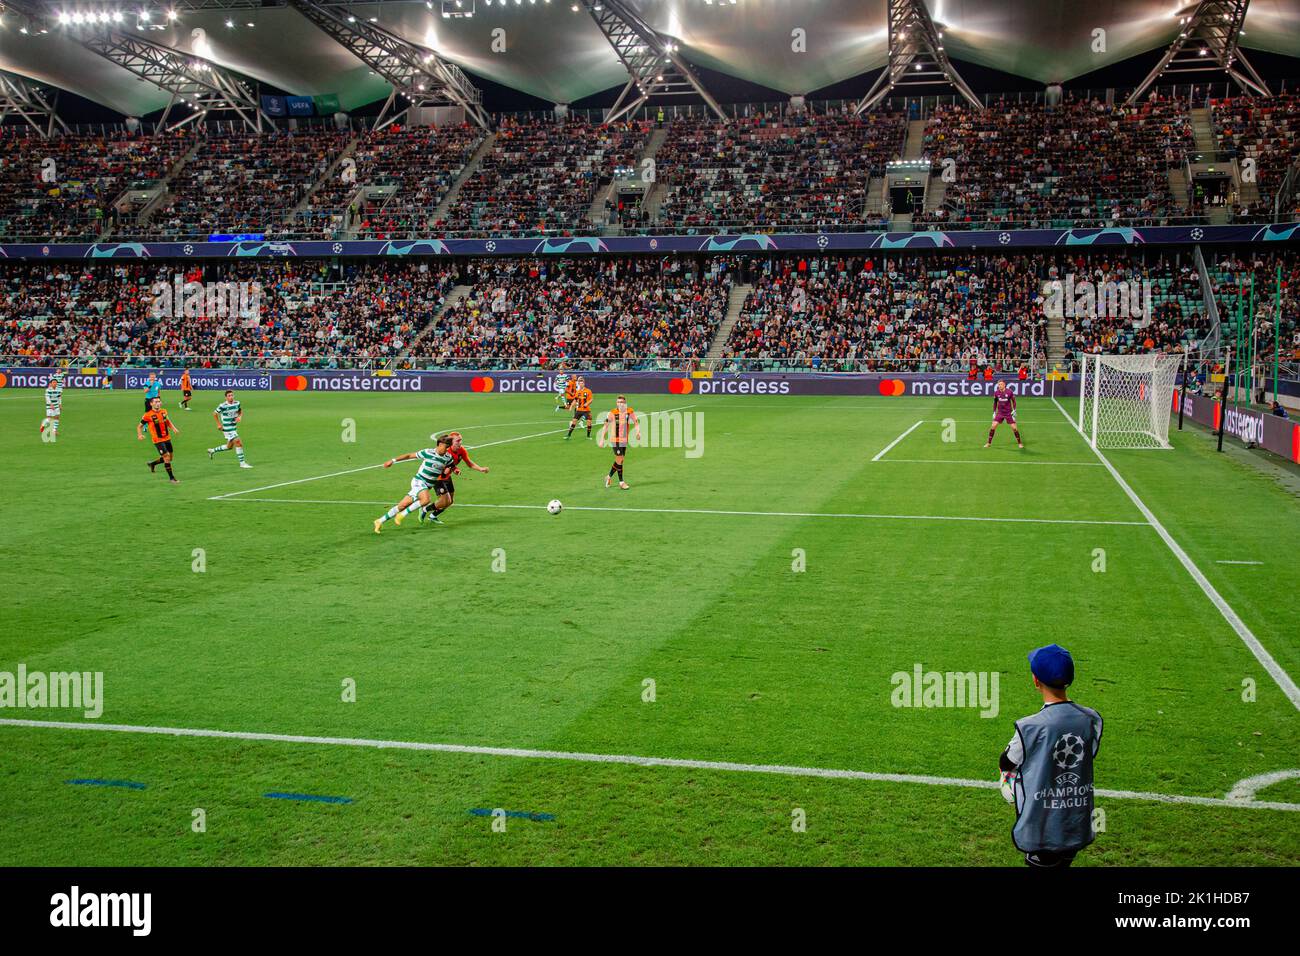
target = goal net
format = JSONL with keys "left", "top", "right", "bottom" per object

{"left": 1078, "top": 353, "right": 1182, "bottom": 449}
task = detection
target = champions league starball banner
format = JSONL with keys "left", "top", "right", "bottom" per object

{"left": 0, "top": 367, "right": 1082, "bottom": 398}
{"left": 0, "top": 223, "right": 1298, "bottom": 261}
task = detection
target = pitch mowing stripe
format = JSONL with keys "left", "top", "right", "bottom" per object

{"left": 211, "top": 496, "right": 1152, "bottom": 527}
{"left": 2, "top": 718, "right": 1296, "bottom": 812}
{"left": 1051, "top": 397, "right": 1300, "bottom": 711}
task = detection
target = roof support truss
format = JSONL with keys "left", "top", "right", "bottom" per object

{"left": 6, "top": 0, "right": 272, "bottom": 133}
{"left": 0, "top": 72, "right": 71, "bottom": 137}
{"left": 580, "top": 0, "right": 726, "bottom": 124}
{"left": 856, "top": 0, "right": 981, "bottom": 114}
{"left": 289, "top": 0, "right": 490, "bottom": 131}
{"left": 1126, "top": 0, "right": 1270, "bottom": 105}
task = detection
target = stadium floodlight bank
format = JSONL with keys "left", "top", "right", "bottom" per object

{"left": 1078, "top": 353, "right": 1182, "bottom": 450}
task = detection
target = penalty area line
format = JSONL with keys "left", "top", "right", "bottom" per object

{"left": 871, "top": 419, "right": 923, "bottom": 461}
{"left": 2, "top": 718, "right": 1296, "bottom": 812}
{"left": 1052, "top": 397, "right": 1300, "bottom": 711}
{"left": 208, "top": 426, "right": 571, "bottom": 501}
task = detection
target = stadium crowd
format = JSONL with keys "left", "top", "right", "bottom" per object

{"left": 1210, "top": 92, "right": 1300, "bottom": 221}
{"left": 0, "top": 129, "right": 191, "bottom": 241}
{"left": 437, "top": 117, "right": 649, "bottom": 237}
{"left": 426, "top": 257, "right": 733, "bottom": 368}
{"left": 1, "top": 249, "right": 1244, "bottom": 371}
{"left": 720, "top": 255, "right": 1047, "bottom": 371}
{"left": 651, "top": 108, "right": 905, "bottom": 232}
{"left": 913, "top": 96, "right": 1194, "bottom": 229}
{"left": 1049, "top": 253, "right": 1209, "bottom": 367}
{"left": 0, "top": 260, "right": 456, "bottom": 367}
{"left": 140, "top": 128, "right": 349, "bottom": 239}
{"left": 347, "top": 124, "right": 485, "bottom": 239}
{"left": 1209, "top": 250, "right": 1300, "bottom": 369}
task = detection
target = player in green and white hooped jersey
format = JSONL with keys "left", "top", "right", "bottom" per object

{"left": 373, "top": 434, "right": 455, "bottom": 534}
{"left": 553, "top": 370, "right": 570, "bottom": 412}
{"left": 40, "top": 371, "right": 65, "bottom": 442}
{"left": 207, "top": 389, "right": 250, "bottom": 468}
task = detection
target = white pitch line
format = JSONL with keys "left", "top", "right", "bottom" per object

{"left": 876, "top": 459, "right": 1103, "bottom": 467}
{"left": 1052, "top": 397, "right": 1300, "bottom": 711}
{"left": 1216, "top": 560, "right": 1264, "bottom": 566}
{"left": 208, "top": 407, "right": 700, "bottom": 502}
{"left": 1, "top": 717, "right": 1296, "bottom": 812}
{"left": 872, "top": 419, "right": 923, "bottom": 461}
{"left": 208, "top": 426, "right": 571, "bottom": 501}
{"left": 209, "top": 461, "right": 384, "bottom": 501}
{"left": 214, "top": 496, "right": 1151, "bottom": 527}
{"left": 1225, "top": 769, "right": 1300, "bottom": 802}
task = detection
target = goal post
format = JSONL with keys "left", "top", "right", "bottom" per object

{"left": 1078, "top": 353, "right": 1181, "bottom": 449}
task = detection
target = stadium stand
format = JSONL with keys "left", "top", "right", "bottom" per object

{"left": 0, "top": 128, "right": 191, "bottom": 241}
{"left": 141, "top": 128, "right": 349, "bottom": 239}
{"left": 650, "top": 108, "right": 905, "bottom": 232}
{"left": 1208, "top": 250, "right": 1300, "bottom": 369}
{"left": 425, "top": 257, "right": 733, "bottom": 368}
{"left": 4, "top": 247, "right": 1268, "bottom": 371}
{"left": 344, "top": 124, "right": 485, "bottom": 240}
{"left": 436, "top": 117, "right": 649, "bottom": 237}
{"left": 0, "top": 260, "right": 456, "bottom": 367}
{"left": 914, "top": 96, "right": 1194, "bottom": 229}
{"left": 720, "top": 254, "right": 1047, "bottom": 371}
{"left": 1051, "top": 253, "right": 1209, "bottom": 366}
{"left": 1210, "top": 92, "right": 1300, "bottom": 221}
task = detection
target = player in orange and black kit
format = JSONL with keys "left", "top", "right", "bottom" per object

{"left": 562, "top": 376, "right": 579, "bottom": 412}
{"left": 565, "top": 377, "right": 594, "bottom": 440}
{"left": 138, "top": 396, "right": 181, "bottom": 483}
{"left": 180, "top": 369, "right": 193, "bottom": 410}
{"left": 598, "top": 395, "right": 640, "bottom": 489}
{"left": 420, "top": 431, "right": 490, "bottom": 524}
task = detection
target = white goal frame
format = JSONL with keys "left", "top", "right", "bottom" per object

{"left": 1077, "top": 353, "right": 1183, "bottom": 450}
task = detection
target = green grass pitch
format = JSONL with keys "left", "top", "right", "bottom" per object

{"left": 1, "top": 386, "right": 1297, "bottom": 866}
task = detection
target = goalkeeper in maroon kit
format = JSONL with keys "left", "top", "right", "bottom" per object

{"left": 984, "top": 381, "right": 1024, "bottom": 449}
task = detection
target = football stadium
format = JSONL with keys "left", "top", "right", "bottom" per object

{"left": 0, "top": 0, "right": 1298, "bottom": 924}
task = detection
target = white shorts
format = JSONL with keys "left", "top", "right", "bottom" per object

{"left": 46, "top": 406, "right": 60, "bottom": 417}
{"left": 409, "top": 477, "right": 433, "bottom": 499}
{"left": 221, "top": 429, "right": 239, "bottom": 441}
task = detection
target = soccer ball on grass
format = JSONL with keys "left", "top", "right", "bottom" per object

{"left": 547, "top": 499, "right": 563, "bottom": 515}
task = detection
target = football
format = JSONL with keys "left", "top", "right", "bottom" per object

{"left": 999, "top": 770, "right": 1019, "bottom": 805}
{"left": 547, "top": 499, "right": 563, "bottom": 515}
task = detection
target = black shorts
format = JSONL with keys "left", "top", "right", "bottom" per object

{"left": 153, "top": 440, "right": 173, "bottom": 455}
{"left": 182, "top": 389, "right": 192, "bottom": 399}
{"left": 573, "top": 409, "right": 592, "bottom": 421}
{"left": 433, "top": 479, "right": 454, "bottom": 496}
{"left": 612, "top": 444, "right": 627, "bottom": 456}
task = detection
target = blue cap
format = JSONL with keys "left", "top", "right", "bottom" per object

{"left": 1027, "top": 644, "right": 1074, "bottom": 687}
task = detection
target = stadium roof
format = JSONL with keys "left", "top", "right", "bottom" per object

{"left": 1, "top": 0, "right": 1299, "bottom": 119}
